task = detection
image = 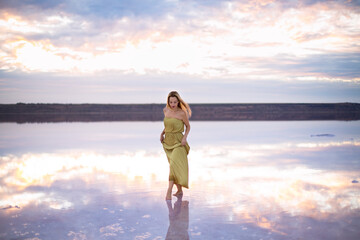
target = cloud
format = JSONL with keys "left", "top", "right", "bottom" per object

{"left": 254, "top": 52, "right": 360, "bottom": 79}
{"left": 0, "top": 0, "right": 174, "bottom": 18}
{"left": 1, "top": 69, "right": 359, "bottom": 104}
{"left": 1, "top": 0, "right": 359, "bottom": 21}
{"left": 0, "top": 0, "right": 359, "bottom": 103}
{"left": 0, "top": 0, "right": 61, "bottom": 11}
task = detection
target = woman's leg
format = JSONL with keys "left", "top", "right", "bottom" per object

{"left": 173, "top": 184, "right": 183, "bottom": 196}
{"left": 166, "top": 180, "right": 174, "bottom": 200}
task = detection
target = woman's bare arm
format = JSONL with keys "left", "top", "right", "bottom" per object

{"left": 181, "top": 111, "right": 190, "bottom": 145}
{"left": 160, "top": 107, "right": 167, "bottom": 142}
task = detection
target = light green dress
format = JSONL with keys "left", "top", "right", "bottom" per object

{"left": 162, "top": 117, "right": 190, "bottom": 188}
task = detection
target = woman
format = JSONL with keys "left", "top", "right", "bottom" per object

{"left": 160, "top": 91, "right": 191, "bottom": 200}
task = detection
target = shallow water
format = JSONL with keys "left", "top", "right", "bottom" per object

{"left": 0, "top": 121, "right": 360, "bottom": 240}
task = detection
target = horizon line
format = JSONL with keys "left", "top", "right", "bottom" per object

{"left": 1, "top": 102, "right": 359, "bottom": 105}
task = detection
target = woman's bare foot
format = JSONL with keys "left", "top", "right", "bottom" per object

{"left": 166, "top": 190, "right": 172, "bottom": 200}
{"left": 173, "top": 184, "right": 183, "bottom": 197}
{"left": 173, "top": 191, "right": 183, "bottom": 197}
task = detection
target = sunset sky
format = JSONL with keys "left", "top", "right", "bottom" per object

{"left": 0, "top": 0, "right": 359, "bottom": 103}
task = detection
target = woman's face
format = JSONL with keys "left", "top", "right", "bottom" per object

{"left": 169, "top": 96, "right": 179, "bottom": 110}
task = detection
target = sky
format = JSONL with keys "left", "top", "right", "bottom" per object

{"left": 0, "top": 0, "right": 359, "bottom": 104}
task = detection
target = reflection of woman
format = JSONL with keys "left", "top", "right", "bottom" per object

{"left": 166, "top": 197, "right": 189, "bottom": 240}
{"left": 160, "top": 91, "right": 191, "bottom": 200}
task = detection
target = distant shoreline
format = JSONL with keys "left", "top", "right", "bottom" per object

{"left": 1, "top": 103, "right": 359, "bottom": 123}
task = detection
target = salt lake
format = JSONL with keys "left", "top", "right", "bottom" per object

{"left": 0, "top": 120, "right": 359, "bottom": 239}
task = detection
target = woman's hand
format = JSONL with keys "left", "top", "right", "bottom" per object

{"left": 160, "top": 134, "right": 164, "bottom": 143}
{"left": 181, "top": 137, "right": 187, "bottom": 146}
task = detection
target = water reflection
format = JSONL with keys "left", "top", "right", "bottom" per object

{"left": 0, "top": 121, "right": 359, "bottom": 239}
{"left": 166, "top": 197, "right": 189, "bottom": 240}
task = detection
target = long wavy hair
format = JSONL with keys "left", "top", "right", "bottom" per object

{"left": 166, "top": 91, "right": 192, "bottom": 117}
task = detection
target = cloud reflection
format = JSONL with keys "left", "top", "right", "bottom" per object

{"left": 0, "top": 120, "right": 360, "bottom": 238}
{"left": 1, "top": 138, "right": 359, "bottom": 214}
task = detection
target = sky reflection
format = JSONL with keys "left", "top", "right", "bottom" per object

{"left": 0, "top": 121, "right": 360, "bottom": 239}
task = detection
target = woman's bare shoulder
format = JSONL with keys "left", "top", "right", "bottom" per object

{"left": 178, "top": 110, "right": 187, "bottom": 119}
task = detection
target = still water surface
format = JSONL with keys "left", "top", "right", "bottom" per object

{"left": 0, "top": 121, "right": 360, "bottom": 240}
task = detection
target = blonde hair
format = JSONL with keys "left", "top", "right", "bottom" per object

{"left": 166, "top": 91, "right": 192, "bottom": 117}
